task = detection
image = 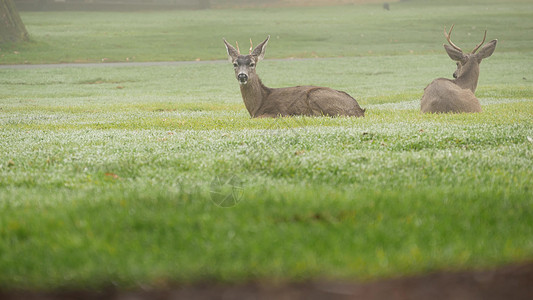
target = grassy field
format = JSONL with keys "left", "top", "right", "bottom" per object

{"left": 1, "top": 0, "right": 533, "bottom": 290}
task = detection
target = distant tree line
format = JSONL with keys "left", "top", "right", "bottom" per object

{"left": 13, "top": 0, "right": 278, "bottom": 11}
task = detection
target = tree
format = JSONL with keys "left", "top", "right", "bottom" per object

{"left": 1, "top": 0, "right": 29, "bottom": 44}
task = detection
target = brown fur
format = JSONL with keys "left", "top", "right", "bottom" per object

{"left": 421, "top": 78, "right": 481, "bottom": 113}
{"left": 224, "top": 36, "right": 365, "bottom": 118}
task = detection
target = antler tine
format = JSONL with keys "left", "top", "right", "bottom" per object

{"left": 471, "top": 30, "right": 487, "bottom": 54}
{"left": 249, "top": 38, "right": 253, "bottom": 55}
{"left": 235, "top": 41, "right": 241, "bottom": 55}
{"left": 444, "top": 24, "right": 462, "bottom": 52}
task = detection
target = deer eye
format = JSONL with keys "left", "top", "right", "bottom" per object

{"left": 249, "top": 63, "right": 255, "bottom": 68}
{"left": 233, "top": 63, "right": 238, "bottom": 68}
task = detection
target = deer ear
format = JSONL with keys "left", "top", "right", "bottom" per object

{"left": 223, "top": 38, "right": 239, "bottom": 62}
{"left": 444, "top": 44, "right": 465, "bottom": 61}
{"left": 476, "top": 39, "right": 497, "bottom": 60}
{"left": 251, "top": 35, "right": 270, "bottom": 61}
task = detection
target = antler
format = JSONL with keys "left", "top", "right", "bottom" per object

{"left": 471, "top": 30, "right": 487, "bottom": 54}
{"left": 235, "top": 41, "right": 241, "bottom": 55}
{"left": 249, "top": 38, "right": 253, "bottom": 54}
{"left": 444, "top": 24, "right": 462, "bottom": 52}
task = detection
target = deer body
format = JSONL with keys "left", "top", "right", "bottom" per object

{"left": 224, "top": 36, "right": 365, "bottom": 118}
{"left": 240, "top": 78, "right": 364, "bottom": 118}
{"left": 421, "top": 78, "right": 481, "bottom": 113}
{"left": 421, "top": 25, "right": 497, "bottom": 114}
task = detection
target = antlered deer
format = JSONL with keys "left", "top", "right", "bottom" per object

{"left": 223, "top": 36, "right": 365, "bottom": 118}
{"left": 421, "top": 25, "right": 497, "bottom": 113}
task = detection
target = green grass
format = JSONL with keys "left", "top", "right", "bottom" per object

{"left": 1, "top": 0, "right": 533, "bottom": 291}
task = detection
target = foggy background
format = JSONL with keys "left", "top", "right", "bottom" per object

{"left": 14, "top": 0, "right": 395, "bottom": 11}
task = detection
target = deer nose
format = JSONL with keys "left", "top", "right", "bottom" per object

{"left": 238, "top": 73, "right": 248, "bottom": 83}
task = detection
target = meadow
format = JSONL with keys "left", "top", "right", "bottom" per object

{"left": 0, "top": 0, "right": 532, "bottom": 290}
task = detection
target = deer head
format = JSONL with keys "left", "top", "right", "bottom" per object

{"left": 223, "top": 36, "right": 270, "bottom": 85}
{"left": 443, "top": 25, "right": 497, "bottom": 90}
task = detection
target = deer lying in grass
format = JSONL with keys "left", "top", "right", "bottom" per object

{"left": 223, "top": 36, "right": 365, "bottom": 118}
{"left": 421, "top": 25, "right": 497, "bottom": 113}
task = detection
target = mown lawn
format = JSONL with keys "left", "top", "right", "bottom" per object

{"left": 1, "top": 0, "right": 532, "bottom": 290}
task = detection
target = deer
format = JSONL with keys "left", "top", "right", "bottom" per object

{"left": 421, "top": 25, "right": 497, "bottom": 113}
{"left": 223, "top": 36, "right": 365, "bottom": 118}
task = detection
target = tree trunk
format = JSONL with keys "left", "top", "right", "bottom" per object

{"left": 0, "top": 0, "right": 29, "bottom": 44}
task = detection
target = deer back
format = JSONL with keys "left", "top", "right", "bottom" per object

{"left": 255, "top": 86, "right": 365, "bottom": 117}
{"left": 421, "top": 78, "right": 481, "bottom": 113}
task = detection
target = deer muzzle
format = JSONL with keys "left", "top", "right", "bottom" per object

{"left": 237, "top": 73, "right": 248, "bottom": 84}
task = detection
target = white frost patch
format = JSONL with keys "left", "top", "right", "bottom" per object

{"left": 366, "top": 98, "right": 532, "bottom": 111}
{"left": 367, "top": 100, "right": 419, "bottom": 110}
{"left": 480, "top": 98, "right": 532, "bottom": 105}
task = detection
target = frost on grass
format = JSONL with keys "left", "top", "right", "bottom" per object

{"left": 1, "top": 102, "right": 532, "bottom": 206}
{"left": 366, "top": 98, "right": 532, "bottom": 111}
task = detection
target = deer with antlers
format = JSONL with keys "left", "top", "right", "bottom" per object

{"left": 223, "top": 36, "right": 365, "bottom": 118}
{"left": 421, "top": 25, "right": 497, "bottom": 113}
